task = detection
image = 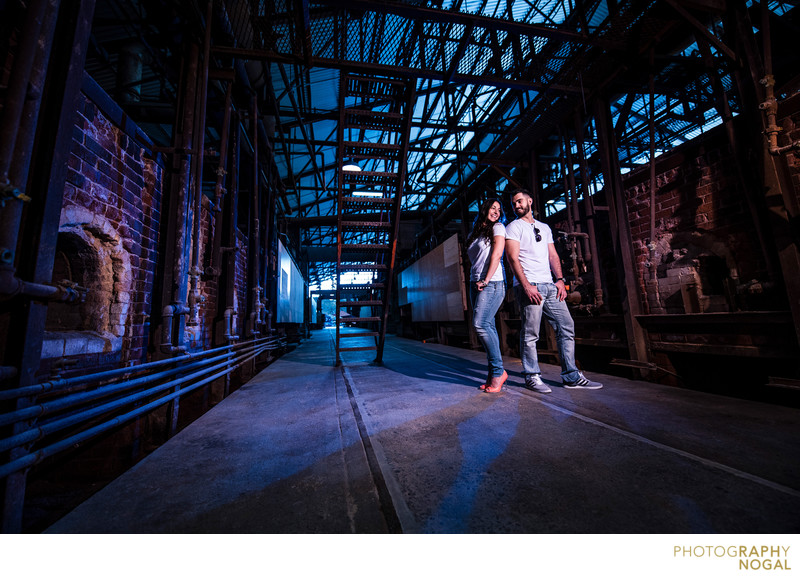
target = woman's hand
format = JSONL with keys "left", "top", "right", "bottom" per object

{"left": 476, "top": 280, "right": 487, "bottom": 291}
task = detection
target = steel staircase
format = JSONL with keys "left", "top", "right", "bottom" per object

{"left": 335, "top": 74, "right": 415, "bottom": 365}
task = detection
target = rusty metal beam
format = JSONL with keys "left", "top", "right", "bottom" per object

{"left": 1, "top": 0, "right": 96, "bottom": 534}
{"left": 593, "top": 96, "right": 650, "bottom": 375}
{"left": 663, "top": 0, "right": 736, "bottom": 61}
{"left": 212, "top": 45, "right": 583, "bottom": 94}
{"left": 728, "top": 4, "right": 800, "bottom": 349}
{"left": 277, "top": 63, "right": 325, "bottom": 194}
{"left": 313, "top": 0, "right": 615, "bottom": 48}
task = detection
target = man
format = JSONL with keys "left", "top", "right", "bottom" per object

{"left": 504, "top": 188, "right": 602, "bottom": 393}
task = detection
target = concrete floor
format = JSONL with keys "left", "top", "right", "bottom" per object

{"left": 47, "top": 328, "right": 800, "bottom": 533}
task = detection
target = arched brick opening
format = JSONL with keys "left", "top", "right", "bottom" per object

{"left": 41, "top": 207, "right": 132, "bottom": 359}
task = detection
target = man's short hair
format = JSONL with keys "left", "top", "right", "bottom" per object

{"left": 510, "top": 188, "right": 532, "bottom": 199}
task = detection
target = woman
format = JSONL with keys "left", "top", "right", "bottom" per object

{"left": 466, "top": 198, "right": 507, "bottom": 393}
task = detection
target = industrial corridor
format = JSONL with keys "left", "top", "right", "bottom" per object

{"left": 46, "top": 329, "right": 800, "bottom": 534}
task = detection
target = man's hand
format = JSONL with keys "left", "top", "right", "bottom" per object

{"left": 555, "top": 279, "right": 567, "bottom": 301}
{"left": 523, "top": 282, "right": 542, "bottom": 305}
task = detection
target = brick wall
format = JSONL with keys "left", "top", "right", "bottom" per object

{"left": 186, "top": 194, "right": 218, "bottom": 350}
{"left": 235, "top": 229, "right": 249, "bottom": 337}
{"left": 199, "top": 195, "right": 218, "bottom": 347}
{"left": 56, "top": 93, "right": 162, "bottom": 367}
{"left": 622, "top": 129, "right": 770, "bottom": 314}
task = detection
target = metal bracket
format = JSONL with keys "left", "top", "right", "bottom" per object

{"left": 0, "top": 182, "right": 32, "bottom": 208}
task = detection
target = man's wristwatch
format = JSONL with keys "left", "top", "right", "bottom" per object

{"left": 556, "top": 277, "right": 566, "bottom": 283}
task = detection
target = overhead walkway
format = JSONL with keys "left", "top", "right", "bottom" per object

{"left": 47, "top": 328, "right": 800, "bottom": 533}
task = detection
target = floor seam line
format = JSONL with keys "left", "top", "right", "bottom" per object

{"left": 339, "top": 364, "right": 413, "bottom": 532}
{"left": 386, "top": 339, "right": 800, "bottom": 499}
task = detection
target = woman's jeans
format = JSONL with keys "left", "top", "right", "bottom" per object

{"left": 470, "top": 280, "right": 506, "bottom": 378}
{"left": 515, "top": 283, "right": 581, "bottom": 383}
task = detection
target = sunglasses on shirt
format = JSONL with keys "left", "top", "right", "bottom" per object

{"left": 532, "top": 223, "right": 541, "bottom": 242}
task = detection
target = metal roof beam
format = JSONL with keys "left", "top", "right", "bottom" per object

{"left": 212, "top": 45, "right": 583, "bottom": 93}
{"left": 277, "top": 63, "right": 326, "bottom": 195}
{"left": 312, "top": 0, "right": 616, "bottom": 48}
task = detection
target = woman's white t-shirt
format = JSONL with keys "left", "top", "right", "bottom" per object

{"left": 467, "top": 222, "right": 506, "bottom": 282}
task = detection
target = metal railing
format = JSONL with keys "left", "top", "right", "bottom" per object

{"left": 0, "top": 336, "right": 285, "bottom": 481}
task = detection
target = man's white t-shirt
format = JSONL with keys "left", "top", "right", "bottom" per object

{"left": 467, "top": 222, "right": 506, "bottom": 282}
{"left": 504, "top": 218, "right": 554, "bottom": 286}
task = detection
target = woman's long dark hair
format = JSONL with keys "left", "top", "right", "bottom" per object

{"left": 466, "top": 198, "right": 505, "bottom": 246}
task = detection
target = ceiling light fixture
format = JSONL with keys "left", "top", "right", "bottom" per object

{"left": 352, "top": 190, "right": 383, "bottom": 197}
{"left": 342, "top": 163, "right": 361, "bottom": 172}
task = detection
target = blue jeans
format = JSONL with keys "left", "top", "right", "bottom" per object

{"left": 515, "top": 283, "right": 581, "bottom": 383}
{"left": 470, "top": 281, "right": 506, "bottom": 378}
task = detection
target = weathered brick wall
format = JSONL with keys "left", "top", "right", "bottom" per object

{"left": 199, "top": 195, "right": 218, "bottom": 347}
{"left": 235, "top": 229, "right": 249, "bottom": 337}
{"left": 623, "top": 130, "right": 768, "bottom": 314}
{"left": 185, "top": 194, "right": 218, "bottom": 350}
{"left": 56, "top": 93, "right": 162, "bottom": 366}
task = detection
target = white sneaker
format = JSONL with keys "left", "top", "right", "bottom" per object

{"left": 563, "top": 373, "right": 603, "bottom": 389}
{"left": 525, "top": 374, "right": 551, "bottom": 393}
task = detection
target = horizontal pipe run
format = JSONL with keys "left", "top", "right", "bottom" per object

{"left": 0, "top": 336, "right": 280, "bottom": 402}
{"left": 0, "top": 269, "right": 85, "bottom": 302}
{"left": 0, "top": 346, "right": 253, "bottom": 427}
{"left": 0, "top": 344, "right": 271, "bottom": 480}
{"left": 0, "top": 342, "right": 271, "bottom": 454}
{"left": 0, "top": 337, "right": 284, "bottom": 431}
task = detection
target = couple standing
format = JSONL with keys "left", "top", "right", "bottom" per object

{"left": 466, "top": 188, "right": 602, "bottom": 394}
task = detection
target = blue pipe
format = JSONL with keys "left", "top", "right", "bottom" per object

{"left": 0, "top": 342, "right": 272, "bottom": 454}
{"left": 0, "top": 336, "right": 280, "bottom": 401}
{"left": 0, "top": 345, "right": 270, "bottom": 479}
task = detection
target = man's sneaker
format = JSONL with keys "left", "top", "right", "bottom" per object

{"left": 525, "top": 374, "right": 551, "bottom": 393}
{"left": 563, "top": 373, "right": 603, "bottom": 389}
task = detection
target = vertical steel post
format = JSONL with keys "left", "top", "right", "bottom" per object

{"left": 188, "top": 0, "right": 214, "bottom": 327}
{"left": 261, "top": 157, "right": 275, "bottom": 336}
{"left": 224, "top": 116, "right": 241, "bottom": 345}
{"left": 559, "top": 132, "right": 581, "bottom": 280}
{"left": 727, "top": 5, "right": 800, "bottom": 349}
{"left": 208, "top": 79, "right": 234, "bottom": 279}
{"left": 335, "top": 74, "right": 345, "bottom": 365}
{"left": 248, "top": 95, "right": 262, "bottom": 338}
{"left": 158, "top": 42, "right": 198, "bottom": 358}
{"left": 163, "top": 42, "right": 200, "bottom": 435}
{"left": 1, "top": 0, "right": 95, "bottom": 533}
{"left": 528, "top": 148, "right": 541, "bottom": 219}
{"left": 574, "top": 114, "right": 604, "bottom": 308}
{"left": 0, "top": 0, "right": 51, "bottom": 290}
{"left": 460, "top": 196, "right": 479, "bottom": 350}
{"left": 563, "top": 130, "right": 589, "bottom": 262}
{"left": 593, "top": 97, "right": 650, "bottom": 374}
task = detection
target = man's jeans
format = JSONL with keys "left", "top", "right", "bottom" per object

{"left": 515, "top": 283, "right": 581, "bottom": 383}
{"left": 470, "top": 280, "right": 506, "bottom": 378}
